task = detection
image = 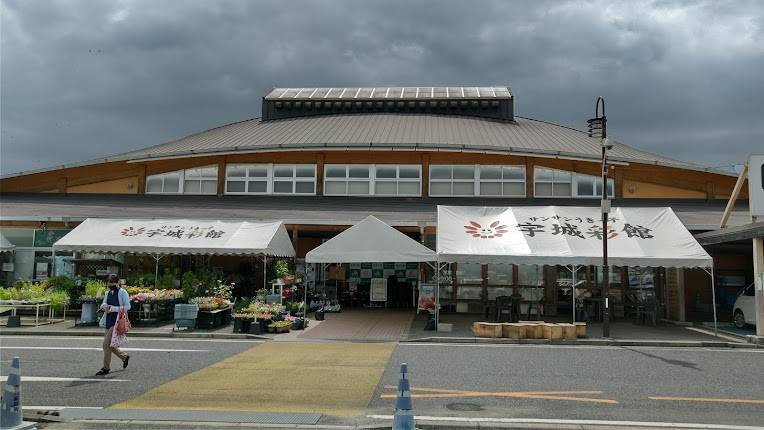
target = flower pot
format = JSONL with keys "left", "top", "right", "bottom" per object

{"left": 275, "top": 326, "right": 290, "bottom": 333}
{"left": 249, "top": 322, "right": 263, "bottom": 335}
{"left": 80, "top": 302, "right": 98, "bottom": 324}
{"left": 314, "top": 310, "right": 325, "bottom": 321}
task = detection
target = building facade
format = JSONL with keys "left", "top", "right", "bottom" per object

{"left": 0, "top": 86, "right": 752, "bottom": 322}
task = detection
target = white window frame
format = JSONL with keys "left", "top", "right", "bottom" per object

{"left": 182, "top": 165, "right": 218, "bottom": 195}
{"left": 573, "top": 173, "right": 614, "bottom": 198}
{"left": 224, "top": 164, "right": 316, "bottom": 195}
{"left": 272, "top": 164, "right": 317, "bottom": 195}
{"left": 429, "top": 165, "right": 526, "bottom": 197}
{"left": 145, "top": 171, "right": 183, "bottom": 194}
{"left": 323, "top": 164, "right": 422, "bottom": 197}
{"left": 477, "top": 165, "right": 526, "bottom": 197}
{"left": 372, "top": 165, "right": 422, "bottom": 196}
{"left": 323, "top": 165, "right": 373, "bottom": 196}
{"left": 534, "top": 167, "right": 614, "bottom": 198}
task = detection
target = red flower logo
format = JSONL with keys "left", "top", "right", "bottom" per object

{"left": 121, "top": 227, "right": 145, "bottom": 237}
{"left": 464, "top": 220, "right": 508, "bottom": 239}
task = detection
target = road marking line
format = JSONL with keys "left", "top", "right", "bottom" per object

{"left": 381, "top": 386, "right": 617, "bottom": 404}
{"left": 650, "top": 396, "right": 764, "bottom": 405}
{"left": 367, "top": 415, "right": 764, "bottom": 429}
{"left": 401, "top": 342, "right": 764, "bottom": 353}
{"left": 0, "top": 336, "right": 264, "bottom": 343}
{"left": 0, "top": 346, "right": 208, "bottom": 352}
{"left": 23, "top": 406, "right": 103, "bottom": 410}
{"left": 0, "top": 376, "right": 128, "bottom": 382}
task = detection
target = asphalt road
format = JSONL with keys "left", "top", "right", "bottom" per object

{"left": 2, "top": 335, "right": 763, "bottom": 428}
{"left": 369, "top": 343, "right": 764, "bottom": 427}
{"left": 0, "top": 335, "right": 261, "bottom": 408}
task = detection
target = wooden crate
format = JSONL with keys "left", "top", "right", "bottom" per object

{"left": 542, "top": 323, "right": 563, "bottom": 340}
{"left": 473, "top": 322, "right": 502, "bottom": 338}
{"left": 558, "top": 323, "right": 576, "bottom": 340}
{"left": 502, "top": 323, "right": 526, "bottom": 339}
{"left": 518, "top": 321, "right": 543, "bottom": 339}
{"left": 574, "top": 322, "right": 587, "bottom": 338}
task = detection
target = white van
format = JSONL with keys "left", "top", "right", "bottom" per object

{"left": 733, "top": 283, "right": 756, "bottom": 328}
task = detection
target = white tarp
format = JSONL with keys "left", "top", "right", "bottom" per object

{"left": 437, "top": 206, "right": 712, "bottom": 268}
{"left": 53, "top": 218, "right": 295, "bottom": 256}
{"left": 0, "top": 233, "right": 15, "bottom": 252}
{"left": 306, "top": 215, "right": 436, "bottom": 263}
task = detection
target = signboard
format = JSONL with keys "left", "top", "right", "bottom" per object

{"left": 418, "top": 283, "right": 436, "bottom": 312}
{"left": 35, "top": 262, "right": 49, "bottom": 280}
{"left": 748, "top": 155, "right": 764, "bottom": 217}
{"left": 2, "top": 262, "right": 14, "bottom": 272}
{"left": 348, "top": 262, "right": 418, "bottom": 286}
{"left": 370, "top": 278, "right": 387, "bottom": 303}
{"left": 33, "top": 229, "right": 71, "bottom": 248}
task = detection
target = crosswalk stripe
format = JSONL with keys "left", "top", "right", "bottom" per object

{"left": 0, "top": 346, "right": 208, "bottom": 352}
{"left": 0, "top": 376, "right": 128, "bottom": 382}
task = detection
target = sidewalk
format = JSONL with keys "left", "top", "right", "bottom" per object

{"left": 0, "top": 316, "right": 268, "bottom": 340}
{"left": 405, "top": 313, "right": 760, "bottom": 348}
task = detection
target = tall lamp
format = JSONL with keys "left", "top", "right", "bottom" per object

{"left": 588, "top": 97, "right": 613, "bottom": 338}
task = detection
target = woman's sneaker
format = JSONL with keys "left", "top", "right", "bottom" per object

{"left": 95, "top": 368, "right": 110, "bottom": 376}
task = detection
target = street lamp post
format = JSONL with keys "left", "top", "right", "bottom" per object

{"left": 588, "top": 97, "right": 612, "bottom": 338}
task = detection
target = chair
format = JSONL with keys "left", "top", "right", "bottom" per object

{"left": 495, "top": 296, "right": 517, "bottom": 322}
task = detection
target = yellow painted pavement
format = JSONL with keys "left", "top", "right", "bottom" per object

{"left": 112, "top": 342, "right": 395, "bottom": 417}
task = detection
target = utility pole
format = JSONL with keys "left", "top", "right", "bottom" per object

{"left": 588, "top": 97, "right": 612, "bottom": 338}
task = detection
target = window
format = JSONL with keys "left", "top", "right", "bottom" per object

{"left": 429, "top": 165, "right": 476, "bottom": 196}
{"left": 324, "top": 165, "right": 421, "bottom": 196}
{"left": 324, "top": 165, "right": 371, "bottom": 196}
{"left": 146, "top": 171, "right": 182, "bottom": 194}
{"left": 183, "top": 166, "right": 218, "bottom": 195}
{"left": 225, "top": 164, "right": 315, "bottom": 195}
{"left": 146, "top": 166, "right": 218, "bottom": 195}
{"left": 273, "top": 164, "right": 316, "bottom": 194}
{"left": 430, "top": 165, "right": 525, "bottom": 197}
{"left": 373, "top": 165, "right": 421, "bottom": 196}
{"left": 478, "top": 165, "right": 525, "bottom": 197}
{"left": 534, "top": 168, "right": 572, "bottom": 197}
{"left": 574, "top": 173, "right": 614, "bottom": 198}
{"left": 534, "top": 167, "right": 614, "bottom": 198}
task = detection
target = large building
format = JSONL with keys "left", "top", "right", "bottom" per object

{"left": 0, "top": 86, "right": 753, "bottom": 323}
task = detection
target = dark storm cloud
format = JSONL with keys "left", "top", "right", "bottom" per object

{"left": 2, "top": 0, "right": 763, "bottom": 175}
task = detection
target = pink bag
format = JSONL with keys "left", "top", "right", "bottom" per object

{"left": 111, "top": 309, "right": 130, "bottom": 348}
{"left": 115, "top": 308, "right": 132, "bottom": 336}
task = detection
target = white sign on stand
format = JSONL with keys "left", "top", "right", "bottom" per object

{"left": 370, "top": 278, "right": 387, "bottom": 307}
{"left": 749, "top": 155, "right": 764, "bottom": 217}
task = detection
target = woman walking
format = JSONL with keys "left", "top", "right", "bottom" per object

{"left": 96, "top": 274, "right": 131, "bottom": 376}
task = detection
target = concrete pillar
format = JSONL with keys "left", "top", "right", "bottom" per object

{"left": 753, "top": 236, "right": 764, "bottom": 337}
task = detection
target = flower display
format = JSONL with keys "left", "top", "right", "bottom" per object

{"left": 189, "top": 296, "right": 231, "bottom": 310}
{"left": 128, "top": 289, "right": 183, "bottom": 303}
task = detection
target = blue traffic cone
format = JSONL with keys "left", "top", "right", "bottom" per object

{"left": 392, "top": 363, "right": 415, "bottom": 430}
{"left": 1, "top": 357, "right": 36, "bottom": 430}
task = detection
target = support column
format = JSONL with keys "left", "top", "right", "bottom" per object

{"left": 754, "top": 236, "right": 764, "bottom": 337}
{"left": 677, "top": 268, "right": 686, "bottom": 322}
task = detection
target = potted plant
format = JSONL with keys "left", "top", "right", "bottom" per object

{"left": 268, "top": 320, "right": 292, "bottom": 333}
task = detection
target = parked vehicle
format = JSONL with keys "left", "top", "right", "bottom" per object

{"left": 733, "top": 283, "right": 756, "bottom": 328}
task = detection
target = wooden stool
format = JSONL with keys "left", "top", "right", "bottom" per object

{"left": 574, "top": 322, "right": 587, "bottom": 338}
{"left": 542, "top": 323, "right": 563, "bottom": 340}
{"left": 473, "top": 322, "right": 502, "bottom": 338}
{"left": 502, "top": 323, "right": 526, "bottom": 339}
{"left": 558, "top": 323, "right": 576, "bottom": 340}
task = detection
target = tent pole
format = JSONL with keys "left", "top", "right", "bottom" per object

{"left": 263, "top": 254, "right": 267, "bottom": 292}
{"left": 435, "top": 259, "right": 440, "bottom": 329}
{"left": 51, "top": 247, "right": 56, "bottom": 278}
{"left": 710, "top": 266, "right": 718, "bottom": 337}
{"left": 154, "top": 254, "right": 160, "bottom": 288}
{"left": 571, "top": 265, "right": 577, "bottom": 324}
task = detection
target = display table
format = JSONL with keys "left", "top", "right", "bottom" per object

{"left": 0, "top": 301, "right": 66, "bottom": 326}
{"left": 195, "top": 306, "right": 232, "bottom": 329}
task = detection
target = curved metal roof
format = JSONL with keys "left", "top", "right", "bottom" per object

{"left": 2, "top": 113, "right": 734, "bottom": 179}
{"left": 117, "top": 114, "right": 719, "bottom": 173}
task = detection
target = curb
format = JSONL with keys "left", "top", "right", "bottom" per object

{"left": 404, "top": 336, "right": 761, "bottom": 348}
{"left": 0, "top": 329, "right": 270, "bottom": 340}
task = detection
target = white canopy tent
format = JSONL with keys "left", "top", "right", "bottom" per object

{"left": 306, "top": 215, "right": 436, "bottom": 263}
{"left": 0, "top": 233, "right": 15, "bottom": 253}
{"left": 437, "top": 206, "right": 717, "bottom": 333}
{"left": 53, "top": 218, "right": 295, "bottom": 288}
{"left": 306, "top": 215, "right": 437, "bottom": 315}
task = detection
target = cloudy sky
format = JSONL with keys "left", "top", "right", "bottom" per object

{"left": 2, "top": 0, "right": 763, "bottom": 175}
